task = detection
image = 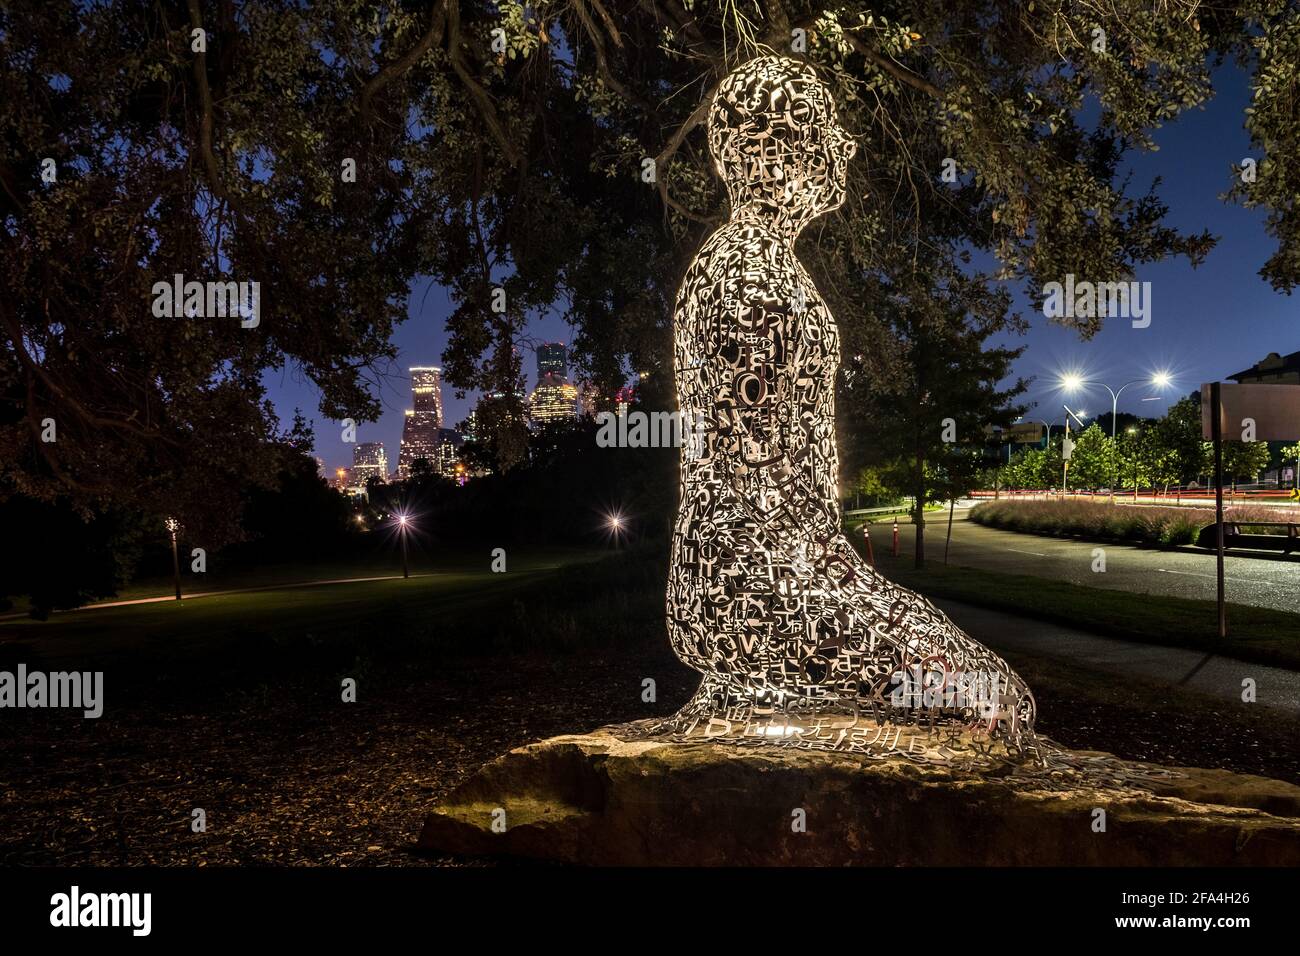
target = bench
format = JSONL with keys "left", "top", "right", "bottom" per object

{"left": 1196, "top": 522, "right": 1300, "bottom": 554}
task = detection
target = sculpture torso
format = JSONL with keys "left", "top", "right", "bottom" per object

{"left": 673, "top": 217, "right": 841, "bottom": 537}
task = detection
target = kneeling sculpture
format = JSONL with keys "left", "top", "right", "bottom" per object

{"left": 649, "top": 55, "right": 1037, "bottom": 766}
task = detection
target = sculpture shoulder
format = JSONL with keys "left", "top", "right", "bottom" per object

{"left": 680, "top": 220, "right": 798, "bottom": 300}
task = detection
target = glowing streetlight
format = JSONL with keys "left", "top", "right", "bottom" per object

{"left": 395, "top": 512, "right": 411, "bottom": 578}
{"left": 164, "top": 517, "right": 182, "bottom": 601}
{"left": 605, "top": 511, "right": 626, "bottom": 548}
{"left": 1059, "top": 371, "right": 1172, "bottom": 502}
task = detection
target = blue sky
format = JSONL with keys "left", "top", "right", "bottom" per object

{"left": 268, "top": 64, "right": 1296, "bottom": 472}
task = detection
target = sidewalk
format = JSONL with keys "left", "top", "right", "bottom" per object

{"left": 933, "top": 597, "right": 1300, "bottom": 713}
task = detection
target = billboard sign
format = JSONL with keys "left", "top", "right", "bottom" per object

{"left": 1201, "top": 383, "right": 1300, "bottom": 441}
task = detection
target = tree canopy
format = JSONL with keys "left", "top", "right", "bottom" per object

{"left": 4, "top": 1, "right": 1298, "bottom": 539}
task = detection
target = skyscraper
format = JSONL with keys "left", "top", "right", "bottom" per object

{"left": 434, "top": 427, "right": 464, "bottom": 477}
{"left": 537, "top": 342, "right": 568, "bottom": 379}
{"left": 352, "top": 442, "right": 387, "bottom": 486}
{"left": 399, "top": 366, "right": 443, "bottom": 477}
{"left": 529, "top": 374, "right": 579, "bottom": 425}
{"left": 529, "top": 343, "right": 577, "bottom": 425}
{"left": 410, "top": 366, "right": 444, "bottom": 421}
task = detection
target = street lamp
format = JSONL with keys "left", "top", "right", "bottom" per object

{"left": 1060, "top": 371, "right": 1171, "bottom": 503}
{"left": 605, "top": 511, "right": 626, "bottom": 548}
{"left": 395, "top": 512, "right": 411, "bottom": 579}
{"left": 1060, "top": 405, "right": 1088, "bottom": 498}
{"left": 164, "top": 517, "right": 182, "bottom": 601}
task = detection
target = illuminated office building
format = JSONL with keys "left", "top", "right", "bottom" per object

{"left": 399, "top": 366, "right": 444, "bottom": 477}
{"left": 537, "top": 342, "right": 568, "bottom": 378}
{"left": 352, "top": 442, "right": 387, "bottom": 486}
{"left": 529, "top": 373, "right": 579, "bottom": 425}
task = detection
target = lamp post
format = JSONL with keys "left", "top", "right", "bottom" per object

{"left": 1061, "top": 372, "right": 1170, "bottom": 504}
{"left": 165, "top": 517, "right": 182, "bottom": 601}
{"left": 397, "top": 513, "right": 410, "bottom": 578}
{"left": 1061, "top": 405, "right": 1088, "bottom": 499}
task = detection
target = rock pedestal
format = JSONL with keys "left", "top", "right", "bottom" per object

{"left": 417, "top": 723, "right": 1300, "bottom": 866}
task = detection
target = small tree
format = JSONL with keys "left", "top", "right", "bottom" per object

{"left": 1221, "top": 440, "right": 1271, "bottom": 492}
{"left": 841, "top": 269, "right": 1027, "bottom": 568}
{"left": 1279, "top": 442, "right": 1300, "bottom": 489}
{"left": 1151, "top": 397, "right": 1210, "bottom": 494}
{"left": 1065, "top": 425, "right": 1111, "bottom": 490}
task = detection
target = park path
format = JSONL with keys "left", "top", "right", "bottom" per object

{"left": 880, "top": 505, "right": 1300, "bottom": 614}
{"left": 935, "top": 597, "right": 1300, "bottom": 713}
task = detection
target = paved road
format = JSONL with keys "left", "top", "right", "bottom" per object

{"left": 936, "top": 598, "right": 1300, "bottom": 711}
{"left": 882, "top": 507, "right": 1300, "bottom": 613}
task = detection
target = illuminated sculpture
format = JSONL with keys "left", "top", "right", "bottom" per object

{"left": 653, "top": 56, "right": 1038, "bottom": 765}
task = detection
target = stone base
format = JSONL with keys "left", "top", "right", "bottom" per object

{"left": 416, "top": 723, "right": 1300, "bottom": 865}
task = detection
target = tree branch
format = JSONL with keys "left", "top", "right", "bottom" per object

{"left": 446, "top": 1, "right": 522, "bottom": 167}
{"left": 358, "top": 4, "right": 447, "bottom": 124}
{"left": 843, "top": 30, "right": 944, "bottom": 101}
{"left": 653, "top": 74, "right": 724, "bottom": 227}
{"left": 186, "top": 0, "right": 228, "bottom": 199}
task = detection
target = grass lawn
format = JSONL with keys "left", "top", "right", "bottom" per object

{"left": 102, "top": 544, "right": 603, "bottom": 603}
{"left": 0, "top": 546, "right": 661, "bottom": 693}
{"left": 843, "top": 504, "right": 944, "bottom": 532}
{"left": 871, "top": 549, "right": 1300, "bottom": 670}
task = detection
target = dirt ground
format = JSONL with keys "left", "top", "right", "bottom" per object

{"left": 3, "top": 641, "right": 1299, "bottom": 866}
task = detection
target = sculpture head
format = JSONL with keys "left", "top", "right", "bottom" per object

{"left": 707, "top": 56, "right": 856, "bottom": 234}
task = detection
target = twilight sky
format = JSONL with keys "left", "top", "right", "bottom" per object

{"left": 267, "top": 64, "right": 1296, "bottom": 473}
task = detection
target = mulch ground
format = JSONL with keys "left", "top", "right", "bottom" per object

{"left": 3, "top": 644, "right": 1299, "bottom": 866}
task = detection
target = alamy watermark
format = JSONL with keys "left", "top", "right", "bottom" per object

{"left": 888, "top": 667, "right": 1001, "bottom": 717}
{"left": 50, "top": 886, "right": 150, "bottom": 936}
{"left": 151, "top": 273, "right": 260, "bottom": 328}
{"left": 0, "top": 664, "right": 103, "bottom": 718}
{"left": 596, "top": 409, "right": 706, "bottom": 457}
{"left": 1042, "top": 274, "right": 1151, "bottom": 328}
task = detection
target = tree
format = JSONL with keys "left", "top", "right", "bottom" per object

{"left": 8, "top": 3, "right": 1300, "bottom": 578}
{"left": 1065, "top": 425, "right": 1112, "bottom": 491}
{"left": 841, "top": 267, "right": 1027, "bottom": 568}
{"left": 1221, "top": 440, "right": 1271, "bottom": 491}
{"left": 1, "top": 3, "right": 439, "bottom": 546}
{"left": 1151, "top": 396, "right": 1210, "bottom": 493}
{"left": 1003, "top": 444, "right": 1060, "bottom": 491}
{"left": 847, "top": 465, "right": 897, "bottom": 509}
{"left": 1281, "top": 442, "right": 1300, "bottom": 489}
{"left": 1117, "top": 424, "right": 1160, "bottom": 494}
